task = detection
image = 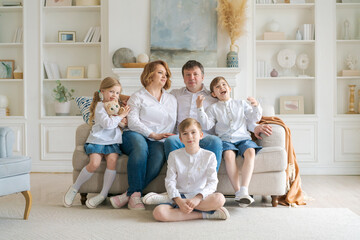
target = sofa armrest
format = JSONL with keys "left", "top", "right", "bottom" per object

{"left": 256, "top": 124, "right": 285, "bottom": 149}
{"left": 75, "top": 123, "right": 91, "bottom": 147}
{"left": 0, "top": 127, "right": 14, "bottom": 158}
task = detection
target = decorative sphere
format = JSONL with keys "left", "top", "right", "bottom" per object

{"left": 137, "top": 53, "right": 149, "bottom": 63}
{"left": 267, "top": 20, "right": 280, "bottom": 32}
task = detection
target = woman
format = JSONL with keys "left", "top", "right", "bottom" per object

{"left": 109, "top": 60, "right": 177, "bottom": 210}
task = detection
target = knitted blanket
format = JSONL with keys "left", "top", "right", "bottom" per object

{"left": 257, "top": 116, "right": 306, "bottom": 206}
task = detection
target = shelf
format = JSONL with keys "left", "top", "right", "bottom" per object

{"left": 256, "top": 3, "right": 315, "bottom": 9}
{"left": 43, "top": 42, "right": 101, "bottom": 47}
{"left": 257, "top": 77, "right": 315, "bottom": 80}
{"left": 336, "top": 3, "right": 360, "bottom": 8}
{"left": 0, "top": 79, "right": 23, "bottom": 82}
{"left": 0, "top": 116, "right": 25, "bottom": 120}
{"left": 336, "top": 40, "right": 360, "bottom": 44}
{"left": 0, "top": 43, "right": 23, "bottom": 47}
{"left": 44, "top": 78, "right": 101, "bottom": 81}
{"left": 256, "top": 40, "right": 315, "bottom": 45}
{"left": 337, "top": 76, "right": 360, "bottom": 80}
{"left": 41, "top": 116, "right": 83, "bottom": 120}
{"left": 43, "top": 6, "right": 100, "bottom": 12}
{"left": 0, "top": 6, "right": 22, "bottom": 12}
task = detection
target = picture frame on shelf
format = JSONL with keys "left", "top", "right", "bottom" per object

{"left": 45, "top": 0, "right": 72, "bottom": 7}
{"left": 280, "top": 96, "right": 304, "bottom": 114}
{"left": 67, "top": 66, "right": 85, "bottom": 79}
{"left": 58, "top": 31, "right": 76, "bottom": 43}
{"left": 0, "top": 60, "right": 15, "bottom": 79}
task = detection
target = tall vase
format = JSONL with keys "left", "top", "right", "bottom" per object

{"left": 226, "top": 44, "right": 239, "bottom": 68}
{"left": 347, "top": 85, "right": 356, "bottom": 114}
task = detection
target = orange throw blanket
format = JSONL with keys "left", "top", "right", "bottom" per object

{"left": 258, "top": 116, "right": 306, "bottom": 206}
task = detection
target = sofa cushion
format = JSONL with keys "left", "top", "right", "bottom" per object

{"left": 75, "top": 96, "right": 92, "bottom": 124}
{"left": 0, "top": 156, "right": 32, "bottom": 179}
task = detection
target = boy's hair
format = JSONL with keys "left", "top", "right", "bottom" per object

{"left": 140, "top": 60, "right": 172, "bottom": 90}
{"left": 89, "top": 77, "right": 121, "bottom": 126}
{"left": 210, "top": 76, "right": 229, "bottom": 93}
{"left": 181, "top": 60, "right": 204, "bottom": 77}
{"left": 178, "top": 118, "right": 202, "bottom": 134}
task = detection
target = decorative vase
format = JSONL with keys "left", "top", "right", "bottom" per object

{"left": 226, "top": 45, "right": 239, "bottom": 68}
{"left": 87, "top": 64, "right": 100, "bottom": 78}
{"left": 55, "top": 101, "right": 71, "bottom": 116}
{"left": 347, "top": 85, "right": 356, "bottom": 114}
{"left": 296, "top": 28, "right": 302, "bottom": 40}
{"left": 270, "top": 69, "right": 278, "bottom": 77}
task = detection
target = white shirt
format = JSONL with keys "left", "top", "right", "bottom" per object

{"left": 86, "top": 102, "right": 123, "bottom": 145}
{"left": 170, "top": 85, "right": 217, "bottom": 135}
{"left": 197, "top": 99, "right": 262, "bottom": 143}
{"left": 127, "top": 87, "right": 177, "bottom": 141}
{"left": 165, "top": 148, "right": 218, "bottom": 200}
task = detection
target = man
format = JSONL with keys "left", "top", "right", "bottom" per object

{"left": 164, "top": 60, "right": 272, "bottom": 171}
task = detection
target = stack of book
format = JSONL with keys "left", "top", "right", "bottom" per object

{"left": 256, "top": 0, "right": 273, "bottom": 4}
{"left": 0, "top": 108, "right": 9, "bottom": 117}
{"left": 83, "top": 27, "right": 101, "bottom": 43}
{"left": 256, "top": 60, "right": 271, "bottom": 78}
{"left": 300, "top": 24, "right": 315, "bottom": 40}
{"left": 12, "top": 27, "right": 23, "bottom": 43}
{"left": 43, "top": 62, "right": 61, "bottom": 79}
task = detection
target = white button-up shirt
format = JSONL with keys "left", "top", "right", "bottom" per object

{"left": 86, "top": 102, "right": 123, "bottom": 145}
{"left": 165, "top": 148, "right": 218, "bottom": 200}
{"left": 197, "top": 99, "right": 262, "bottom": 143}
{"left": 127, "top": 87, "right": 177, "bottom": 141}
{"left": 170, "top": 85, "right": 217, "bottom": 135}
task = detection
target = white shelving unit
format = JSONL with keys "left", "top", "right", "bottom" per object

{"left": 40, "top": 0, "right": 103, "bottom": 117}
{"left": 335, "top": 1, "right": 360, "bottom": 116}
{"left": 0, "top": 3, "right": 25, "bottom": 117}
{"left": 254, "top": 1, "right": 316, "bottom": 115}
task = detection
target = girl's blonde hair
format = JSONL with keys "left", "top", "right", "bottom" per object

{"left": 89, "top": 77, "right": 121, "bottom": 126}
{"left": 140, "top": 60, "right": 172, "bottom": 90}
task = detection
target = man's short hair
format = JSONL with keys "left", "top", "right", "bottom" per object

{"left": 181, "top": 60, "right": 204, "bottom": 77}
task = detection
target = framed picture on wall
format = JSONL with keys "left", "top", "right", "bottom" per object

{"left": 67, "top": 66, "right": 85, "bottom": 79}
{"left": 0, "top": 60, "right": 15, "bottom": 79}
{"left": 280, "top": 96, "right": 304, "bottom": 114}
{"left": 45, "top": 0, "right": 72, "bottom": 7}
{"left": 58, "top": 31, "right": 76, "bottom": 43}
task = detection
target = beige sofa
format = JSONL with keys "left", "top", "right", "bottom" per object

{"left": 73, "top": 123, "right": 287, "bottom": 207}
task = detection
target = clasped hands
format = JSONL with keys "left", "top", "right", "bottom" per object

{"left": 174, "top": 194, "right": 202, "bottom": 214}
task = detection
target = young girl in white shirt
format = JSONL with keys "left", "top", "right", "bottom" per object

{"left": 63, "top": 77, "right": 130, "bottom": 209}
{"left": 196, "top": 76, "right": 263, "bottom": 207}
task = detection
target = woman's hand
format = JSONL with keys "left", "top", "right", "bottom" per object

{"left": 148, "top": 132, "right": 174, "bottom": 140}
{"left": 196, "top": 95, "right": 205, "bottom": 108}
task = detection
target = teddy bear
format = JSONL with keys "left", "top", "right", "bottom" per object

{"left": 104, "top": 100, "right": 127, "bottom": 129}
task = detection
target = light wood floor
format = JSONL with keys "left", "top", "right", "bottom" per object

{"left": 29, "top": 173, "right": 360, "bottom": 215}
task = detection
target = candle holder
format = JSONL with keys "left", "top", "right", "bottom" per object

{"left": 347, "top": 85, "right": 356, "bottom": 114}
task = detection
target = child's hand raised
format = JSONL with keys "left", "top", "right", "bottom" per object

{"left": 196, "top": 95, "right": 205, "bottom": 108}
{"left": 119, "top": 105, "right": 130, "bottom": 118}
{"left": 247, "top": 97, "right": 258, "bottom": 107}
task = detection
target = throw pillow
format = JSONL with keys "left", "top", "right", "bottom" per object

{"left": 75, "top": 96, "right": 92, "bottom": 124}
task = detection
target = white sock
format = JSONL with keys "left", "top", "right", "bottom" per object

{"left": 239, "top": 186, "right": 249, "bottom": 196}
{"left": 73, "top": 167, "right": 93, "bottom": 191}
{"left": 100, "top": 169, "right": 116, "bottom": 198}
{"left": 202, "top": 212, "right": 208, "bottom": 219}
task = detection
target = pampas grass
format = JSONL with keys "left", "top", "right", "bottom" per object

{"left": 217, "top": 0, "right": 248, "bottom": 47}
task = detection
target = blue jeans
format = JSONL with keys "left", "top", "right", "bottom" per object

{"left": 120, "top": 131, "right": 166, "bottom": 196}
{"left": 164, "top": 135, "right": 223, "bottom": 171}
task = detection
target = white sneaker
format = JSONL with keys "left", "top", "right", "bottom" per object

{"left": 204, "top": 207, "right": 230, "bottom": 220}
{"left": 86, "top": 194, "right": 105, "bottom": 209}
{"left": 63, "top": 185, "right": 78, "bottom": 208}
{"left": 142, "top": 192, "right": 171, "bottom": 205}
{"left": 235, "top": 193, "right": 254, "bottom": 207}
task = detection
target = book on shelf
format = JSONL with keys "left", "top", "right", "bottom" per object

{"left": 2, "top": 2, "right": 22, "bottom": 6}
{"left": 83, "top": 27, "right": 94, "bottom": 42}
{"left": 12, "top": 27, "right": 23, "bottom": 43}
{"left": 44, "top": 62, "right": 61, "bottom": 79}
{"left": 256, "top": 60, "right": 271, "bottom": 78}
{"left": 91, "top": 27, "right": 101, "bottom": 43}
{"left": 300, "top": 24, "right": 315, "bottom": 40}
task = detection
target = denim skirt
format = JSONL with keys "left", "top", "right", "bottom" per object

{"left": 84, "top": 143, "right": 122, "bottom": 155}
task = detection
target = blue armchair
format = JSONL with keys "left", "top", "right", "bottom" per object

{"left": 0, "top": 127, "right": 32, "bottom": 220}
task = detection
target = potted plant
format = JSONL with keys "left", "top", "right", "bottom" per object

{"left": 217, "top": 0, "right": 247, "bottom": 68}
{"left": 53, "top": 80, "right": 75, "bottom": 116}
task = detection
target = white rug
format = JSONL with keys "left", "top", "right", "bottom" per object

{"left": 0, "top": 199, "right": 359, "bottom": 240}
